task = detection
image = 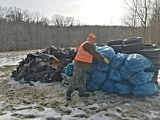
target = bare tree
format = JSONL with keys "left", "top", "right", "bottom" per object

{"left": 123, "top": 0, "right": 153, "bottom": 42}
{"left": 51, "top": 14, "right": 65, "bottom": 27}
{"left": 40, "top": 16, "right": 50, "bottom": 26}
{"left": 65, "top": 17, "right": 81, "bottom": 26}
{"left": 148, "top": 0, "right": 160, "bottom": 45}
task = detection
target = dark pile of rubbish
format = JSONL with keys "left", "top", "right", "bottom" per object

{"left": 11, "top": 46, "right": 77, "bottom": 85}
{"left": 64, "top": 37, "right": 160, "bottom": 97}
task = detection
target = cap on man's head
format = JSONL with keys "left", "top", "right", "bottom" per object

{"left": 88, "top": 33, "right": 97, "bottom": 39}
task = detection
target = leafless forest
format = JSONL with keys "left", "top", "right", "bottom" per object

{"left": 0, "top": 0, "right": 160, "bottom": 52}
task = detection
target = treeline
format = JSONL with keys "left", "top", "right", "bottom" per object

{"left": 0, "top": 7, "right": 81, "bottom": 51}
{"left": 0, "top": 5, "right": 160, "bottom": 52}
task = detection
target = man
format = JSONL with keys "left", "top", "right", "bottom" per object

{"left": 66, "top": 33, "right": 110, "bottom": 100}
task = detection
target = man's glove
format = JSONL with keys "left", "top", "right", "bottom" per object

{"left": 103, "top": 57, "right": 110, "bottom": 64}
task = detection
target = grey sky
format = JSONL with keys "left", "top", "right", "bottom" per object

{"left": 0, "top": 0, "right": 126, "bottom": 25}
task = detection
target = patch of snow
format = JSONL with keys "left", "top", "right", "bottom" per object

{"left": 8, "top": 78, "right": 23, "bottom": 85}
{"left": 0, "top": 104, "right": 61, "bottom": 119}
{"left": 70, "top": 108, "right": 87, "bottom": 118}
{"left": 0, "top": 111, "right": 12, "bottom": 120}
{"left": 86, "top": 103, "right": 100, "bottom": 110}
{"left": 0, "top": 50, "right": 42, "bottom": 67}
{"left": 62, "top": 115, "right": 79, "bottom": 120}
{"left": 143, "top": 111, "right": 159, "bottom": 119}
{"left": 87, "top": 111, "right": 112, "bottom": 120}
{"left": 14, "top": 109, "right": 40, "bottom": 116}
{"left": 42, "top": 107, "right": 61, "bottom": 118}
{"left": 14, "top": 104, "right": 38, "bottom": 110}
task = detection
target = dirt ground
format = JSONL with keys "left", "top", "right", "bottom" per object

{"left": 0, "top": 66, "right": 160, "bottom": 120}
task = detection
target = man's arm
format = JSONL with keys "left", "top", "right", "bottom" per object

{"left": 83, "top": 42, "right": 104, "bottom": 60}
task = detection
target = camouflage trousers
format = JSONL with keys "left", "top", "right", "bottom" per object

{"left": 66, "top": 60, "right": 91, "bottom": 95}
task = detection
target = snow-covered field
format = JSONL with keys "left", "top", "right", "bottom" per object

{"left": 0, "top": 50, "right": 42, "bottom": 67}
{"left": 0, "top": 51, "right": 160, "bottom": 120}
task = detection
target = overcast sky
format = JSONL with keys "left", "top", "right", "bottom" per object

{"left": 0, "top": 0, "right": 126, "bottom": 25}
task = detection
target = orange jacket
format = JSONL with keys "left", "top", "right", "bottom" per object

{"left": 74, "top": 41, "right": 93, "bottom": 63}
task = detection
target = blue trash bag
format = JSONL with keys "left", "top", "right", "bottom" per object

{"left": 114, "top": 81, "right": 134, "bottom": 95}
{"left": 64, "top": 63, "right": 74, "bottom": 76}
{"left": 95, "top": 45, "right": 109, "bottom": 51}
{"left": 129, "top": 71, "right": 154, "bottom": 85}
{"left": 109, "top": 68, "right": 122, "bottom": 81}
{"left": 97, "top": 61, "right": 110, "bottom": 72}
{"left": 87, "top": 80, "right": 100, "bottom": 92}
{"left": 89, "top": 62, "right": 97, "bottom": 73}
{"left": 95, "top": 45, "right": 116, "bottom": 60}
{"left": 125, "top": 53, "right": 153, "bottom": 73}
{"left": 111, "top": 53, "right": 128, "bottom": 69}
{"left": 133, "top": 82, "right": 159, "bottom": 97}
{"left": 120, "top": 66, "right": 134, "bottom": 80}
{"left": 100, "top": 80, "right": 115, "bottom": 94}
{"left": 92, "top": 70, "right": 107, "bottom": 87}
{"left": 90, "top": 59, "right": 99, "bottom": 72}
{"left": 86, "top": 72, "right": 92, "bottom": 85}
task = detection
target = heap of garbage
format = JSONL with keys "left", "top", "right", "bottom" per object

{"left": 65, "top": 45, "right": 159, "bottom": 97}
{"left": 11, "top": 37, "right": 160, "bottom": 97}
{"left": 64, "top": 37, "right": 160, "bottom": 97}
{"left": 11, "top": 46, "right": 77, "bottom": 86}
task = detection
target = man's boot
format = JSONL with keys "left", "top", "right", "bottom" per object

{"left": 79, "top": 92, "right": 90, "bottom": 97}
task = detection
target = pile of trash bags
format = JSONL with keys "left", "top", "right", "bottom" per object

{"left": 65, "top": 45, "right": 160, "bottom": 97}
{"left": 11, "top": 46, "right": 77, "bottom": 85}
{"left": 11, "top": 40, "right": 159, "bottom": 97}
